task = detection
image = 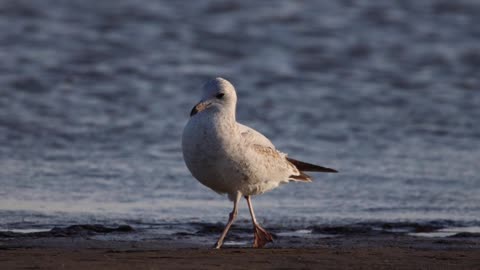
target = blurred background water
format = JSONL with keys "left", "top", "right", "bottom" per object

{"left": 0, "top": 0, "right": 479, "bottom": 236}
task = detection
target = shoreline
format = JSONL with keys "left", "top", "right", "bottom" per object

{"left": 1, "top": 230, "right": 479, "bottom": 269}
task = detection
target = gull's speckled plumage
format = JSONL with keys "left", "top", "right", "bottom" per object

{"left": 182, "top": 77, "right": 337, "bottom": 248}
{"left": 182, "top": 78, "right": 304, "bottom": 198}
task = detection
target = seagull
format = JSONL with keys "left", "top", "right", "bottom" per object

{"left": 182, "top": 78, "right": 337, "bottom": 248}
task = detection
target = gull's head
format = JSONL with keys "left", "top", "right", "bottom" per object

{"left": 190, "top": 77, "right": 237, "bottom": 117}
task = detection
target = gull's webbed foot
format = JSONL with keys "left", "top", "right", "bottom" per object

{"left": 253, "top": 224, "right": 273, "bottom": 248}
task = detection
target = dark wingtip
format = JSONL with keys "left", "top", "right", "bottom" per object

{"left": 326, "top": 168, "right": 338, "bottom": 173}
{"left": 190, "top": 105, "right": 198, "bottom": 116}
{"left": 287, "top": 157, "right": 338, "bottom": 173}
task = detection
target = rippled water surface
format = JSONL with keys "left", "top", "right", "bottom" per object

{"left": 1, "top": 0, "right": 479, "bottom": 235}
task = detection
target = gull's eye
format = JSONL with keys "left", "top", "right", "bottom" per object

{"left": 216, "top": 93, "right": 225, "bottom": 99}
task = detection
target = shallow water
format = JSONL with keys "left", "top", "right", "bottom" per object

{"left": 0, "top": 0, "right": 479, "bottom": 239}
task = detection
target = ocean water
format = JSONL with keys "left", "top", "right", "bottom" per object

{"left": 0, "top": 0, "right": 479, "bottom": 239}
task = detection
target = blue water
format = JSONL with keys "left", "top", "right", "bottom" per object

{"left": 0, "top": 0, "right": 479, "bottom": 237}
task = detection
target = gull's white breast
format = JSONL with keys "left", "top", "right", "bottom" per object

{"left": 182, "top": 112, "right": 298, "bottom": 197}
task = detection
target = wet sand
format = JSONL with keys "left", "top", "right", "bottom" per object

{"left": 1, "top": 233, "right": 479, "bottom": 270}
{"left": 1, "top": 246, "right": 479, "bottom": 270}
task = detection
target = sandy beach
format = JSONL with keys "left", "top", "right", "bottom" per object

{"left": 1, "top": 230, "right": 479, "bottom": 270}
{"left": 1, "top": 246, "right": 479, "bottom": 270}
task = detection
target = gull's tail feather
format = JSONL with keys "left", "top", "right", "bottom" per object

{"left": 287, "top": 157, "right": 338, "bottom": 173}
{"left": 289, "top": 171, "right": 312, "bottom": 182}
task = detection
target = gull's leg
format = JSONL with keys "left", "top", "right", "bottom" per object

{"left": 214, "top": 191, "right": 241, "bottom": 249}
{"left": 245, "top": 196, "right": 273, "bottom": 248}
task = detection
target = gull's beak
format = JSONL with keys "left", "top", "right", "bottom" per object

{"left": 190, "top": 101, "right": 211, "bottom": 117}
